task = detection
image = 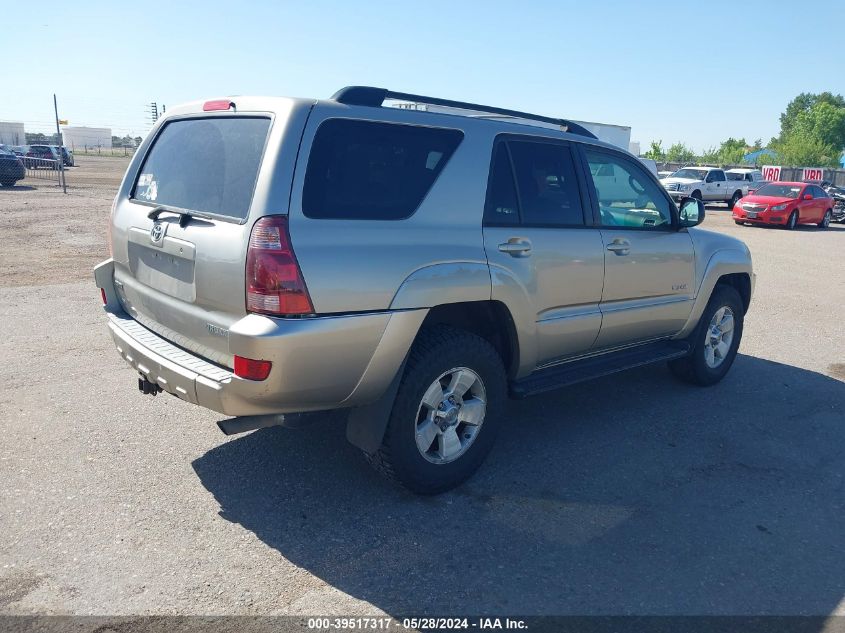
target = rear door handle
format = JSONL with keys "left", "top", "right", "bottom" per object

{"left": 498, "top": 238, "right": 532, "bottom": 257}
{"left": 606, "top": 239, "right": 631, "bottom": 256}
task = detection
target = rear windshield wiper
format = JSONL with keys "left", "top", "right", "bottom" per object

{"left": 147, "top": 206, "right": 208, "bottom": 228}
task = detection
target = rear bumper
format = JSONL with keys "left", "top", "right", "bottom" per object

{"left": 95, "top": 259, "right": 426, "bottom": 417}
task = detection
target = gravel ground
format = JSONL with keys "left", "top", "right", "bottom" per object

{"left": 1, "top": 157, "right": 843, "bottom": 618}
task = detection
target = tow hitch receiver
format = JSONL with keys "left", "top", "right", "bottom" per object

{"left": 138, "top": 376, "right": 162, "bottom": 396}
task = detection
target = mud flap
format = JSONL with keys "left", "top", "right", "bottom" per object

{"left": 345, "top": 355, "right": 408, "bottom": 454}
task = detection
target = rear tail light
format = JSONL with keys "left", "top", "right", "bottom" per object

{"left": 233, "top": 355, "right": 272, "bottom": 381}
{"left": 100, "top": 288, "right": 107, "bottom": 305}
{"left": 246, "top": 215, "right": 313, "bottom": 316}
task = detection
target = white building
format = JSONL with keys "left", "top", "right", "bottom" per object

{"left": 0, "top": 121, "right": 26, "bottom": 146}
{"left": 61, "top": 126, "right": 112, "bottom": 151}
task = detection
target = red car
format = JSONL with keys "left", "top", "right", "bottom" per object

{"left": 733, "top": 181, "right": 834, "bottom": 229}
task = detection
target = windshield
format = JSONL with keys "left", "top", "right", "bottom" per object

{"left": 754, "top": 184, "right": 802, "bottom": 198}
{"left": 671, "top": 168, "right": 708, "bottom": 180}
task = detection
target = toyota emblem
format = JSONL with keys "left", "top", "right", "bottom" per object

{"left": 150, "top": 223, "right": 165, "bottom": 244}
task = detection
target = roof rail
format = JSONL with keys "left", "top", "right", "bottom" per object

{"left": 330, "top": 86, "right": 598, "bottom": 140}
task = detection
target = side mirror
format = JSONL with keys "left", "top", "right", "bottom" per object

{"left": 679, "top": 197, "right": 705, "bottom": 228}
{"left": 803, "top": 194, "right": 813, "bottom": 200}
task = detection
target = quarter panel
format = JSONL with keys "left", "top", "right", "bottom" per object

{"left": 288, "top": 105, "right": 496, "bottom": 314}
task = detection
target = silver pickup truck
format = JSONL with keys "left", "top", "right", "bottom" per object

{"left": 95, "top": 87, "right": 754, "bottom": 494}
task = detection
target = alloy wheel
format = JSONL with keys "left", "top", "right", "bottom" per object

{"left": 414, "top": 367, "right": 487, "bottom": 464}
{"left": 703, "top": 306, "right": 735, "bottom": 369}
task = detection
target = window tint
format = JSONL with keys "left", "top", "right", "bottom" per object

{"left": 585, "top": 149, "right": 673, "bottom": 229}
{"left": 132, "top": 117, "right": 270, "bottom": 220}
{"left": 508, "top": 141, "right": 584, "bottom": 226}
{"left": 303, "top": 119, "right": 463, "bottom": 220}
{"left": 813, "top": 186, "right": 828, "bottom": 198}
{"left": 709, "top": 170, "right": 726, "bottom": 182}
{"left": 484, "top": 144, "right": 520, "bottom": 225}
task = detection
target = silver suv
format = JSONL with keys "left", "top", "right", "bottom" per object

{"left": 95, "top": 87, "right": 754, "bottom": 494}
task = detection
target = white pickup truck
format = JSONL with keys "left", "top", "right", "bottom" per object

{"left": 661, "top": 167, "right": 746, "bottom": 207}
{"left": 726, "top": 168, "right": 768, "bottom": 196}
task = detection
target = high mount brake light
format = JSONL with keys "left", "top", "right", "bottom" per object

{"left": 203, "top": 100, "right": 235, "bottom": 111}
{"left": 246, "top": 216, "right": 313, "bottom": 316}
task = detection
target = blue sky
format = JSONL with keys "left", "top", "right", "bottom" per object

{"left": 5, "top": 0, "right": 844, "bottom": 151}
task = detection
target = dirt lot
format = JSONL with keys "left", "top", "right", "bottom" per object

{"left": 1, "top": 157, "right": 843, "bottom": 618}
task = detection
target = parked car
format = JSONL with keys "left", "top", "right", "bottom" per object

{"left": 0, "top": 146, "right": 26, "bottom": 186}
{"left": 25, "top": 145, "right": 60, "bottom": 169}
{"left": 657, "top": 170, "right": 674, "bottom": 179}
{"left": 94, "top": 87, "right": 754, "bottom": 494}
{"left": 733, "top": 181, "right": 834, "bottom": 229}
{"left": 725, "top": 168, "right": 767, "bottom": 195}
{"left": 51, "top": 145, "right": 74, "bottom": 167}
{"left": 661, "top": 166, "right": 745, "bottom": 207}
{"left": 11, "top": 145, "right": 28, "bottom": 157}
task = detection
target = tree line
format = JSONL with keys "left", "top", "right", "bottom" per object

{"left": 643, "top": 92, "right": 845, "bottom": 168}
{"left": 24, "top": 133, "right": 143, "bottom": 148}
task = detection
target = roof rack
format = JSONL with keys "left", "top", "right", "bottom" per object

{"left": 330, "top": 86, "right": 598, "bottom": 140}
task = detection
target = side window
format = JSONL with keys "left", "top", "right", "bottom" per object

{"left": 507, "top": 140, "right": 585, "bottom": 226}
{"left": 710, "top": 170, "right": 726, "bottom": 182}
{"left": 484, "top": 144, "right": 520, "bottom": 225}
{"left": 302, "top": 119, "right": 463, "bottom": 220}
{"left": 584, "top": 149, "right": 673, "bottom": 229}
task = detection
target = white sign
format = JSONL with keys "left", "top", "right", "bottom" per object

{"left": 762, "top": 165, "right": 781, "bottom": 181}
{"left": 802, "top": 167, "right": 824, "bottom": 181}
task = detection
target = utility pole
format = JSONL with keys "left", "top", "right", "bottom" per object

{"left": 148, "top": 101, "right": 159, "bottom": 124}
{"left": 53, "top": 94, "right": 67, "bottom": 194}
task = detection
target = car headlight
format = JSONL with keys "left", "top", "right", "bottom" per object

{"left": 679, "top": 184, "right": 690, "bottom": 191}
{"left": 771, "top": 203, "right": 788, "bottom": 211}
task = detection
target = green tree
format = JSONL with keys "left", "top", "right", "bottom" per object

{"left": 643, "top": 140, "right": 665, "bottom": 161}
{"left": 698, "top": 147, "right": 720, "bottom": 164}
{"left": 666, "top": 142, "right": 696, "bottom": 163}
{"left": 774, "top": 92, "right": 845, "bottom": 166}
{"left": 716, "top": 137, "right": 749, "bottom": 165}
{"left": 779, "top": 92, "right": 845, "bottom": 138}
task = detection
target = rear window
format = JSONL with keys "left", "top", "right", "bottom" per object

{"left": 132, "top": 116, "right": 271, "bottom": 220}
{"left": 302, "top": 119, "right": 463, "bottom": 220}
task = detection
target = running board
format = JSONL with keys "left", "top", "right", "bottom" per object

{"left": 509, "top": 340, "right": 691, "bottom": 399}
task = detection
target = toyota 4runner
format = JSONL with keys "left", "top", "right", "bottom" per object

{"left": 95, "top": 87, "right": 754, "bottom": 494}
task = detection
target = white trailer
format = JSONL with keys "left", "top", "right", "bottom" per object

{"left": 61, "top": 126, "right": 113, "bottom": 151}
{"left": 0, "top": 121, "right": 26, "bottom": 146}
{"left": 569, "top": 119, "right": 631, "bottom": 150}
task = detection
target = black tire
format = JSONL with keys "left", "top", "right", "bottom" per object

{"left": 668, "top": 285, "right": 744, "bottom": 386}
{"left": 785, "top": 210, "right": 798, "bottom": 230}
{"left": 818, "top": 209, "right": 832, "bottom": 228}
{"left": 0, "top": 179, "right": 17, "bottom": 187}
{"left": 734, "top": 220, "right": 744, "bottom": 226}
{"left": 366, "top": 325, "right": 507, "bottom": 495}
{"left": 691, "top": 190, "right": 702, "bottom": 201}
{"left": 729, "top": 190, "right": 742, "bottom": 209}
